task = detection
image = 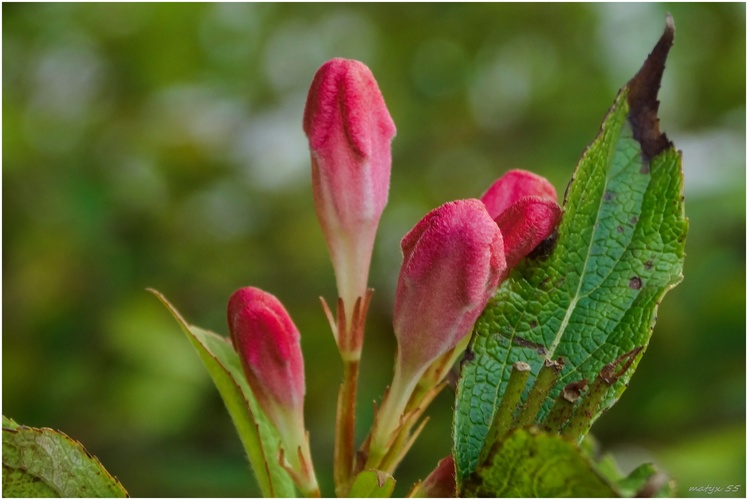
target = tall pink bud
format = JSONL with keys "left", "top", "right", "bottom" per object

{"left": 303, "top": 58, "right": 396, "bottom": 334}
{"left": 368, "top": 200, "right": 506, "bottom": 463}
{"left": 228, "top": 287, "right": 318, "bottom": 495}
{"left": 480, "top": 169, "right": 562, "bottom": 271}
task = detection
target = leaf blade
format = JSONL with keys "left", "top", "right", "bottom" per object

{"left": 2, "top": 419, "right": 128, "bottom": 498}
{"left": 453, "top": 18, "right": 687, "bottom": 483}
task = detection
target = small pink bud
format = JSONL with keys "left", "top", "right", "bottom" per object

{"left": 227, "top": 287, "right": 305, "bottom": 418}
{"left": 394, "top": 199, "right": 506, "bottom": 376}
{"left": 303, "top": 58, "right": 396, "bottom": 327}
{"left": 480, "top": 169, "right": 557, "bottom": 220}
{"left": 228, "top": 287, "right": 319, "bottom": 494}
{"left": 413, "top": 456, "right": 456, "bottom": 498}
{"left": 480, "top": 169, "right": 562, "bottom": 271}
{"left": 494, "top": 196, "right": 562, "bottom": 270}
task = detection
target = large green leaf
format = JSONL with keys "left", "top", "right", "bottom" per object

{"left": 453, "top": 17, "right": 687, "bottom": 483}
{"left": 2, "top": 417, "right": 128, "bottom": 497}
{"left": 150, "top": 290, "right": 296, "bottom": 498}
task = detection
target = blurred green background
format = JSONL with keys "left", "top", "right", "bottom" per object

{"left": 3, "top": 3, "right": 745, "bottom": 497}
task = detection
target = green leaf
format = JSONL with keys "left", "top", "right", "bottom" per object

{"left": 454, "top": 17, "right": 687, "bottom": 483}
{"left": 616, "top": 463, "right": 675, "bottom": 498}
{"left": 463, "top": 428, "right": 617, "bottom": 497}
{"left": 149, "top": 289, "right": 296, "bottom": 498}
{"left": 348, "top": 470, "right": 396, "bottom": 498}
{"left": 2, "top": 416, "right": 19, "bottom": 430}
{"left": 2, "top": 418, "right": 128, "bottom": 497}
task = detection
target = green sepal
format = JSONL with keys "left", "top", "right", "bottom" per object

{"left": 348, "top": 470, "right": 396, "bottom": 498}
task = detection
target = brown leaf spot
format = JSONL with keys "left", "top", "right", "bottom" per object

{"left": 629, "top": 276, "right": 643, "bottom": 290}
{"left": 462, "top": 347, "right": 474, "bottom": 363}
{"left": 511, "top": 336, "right": 547, "bottom": 355}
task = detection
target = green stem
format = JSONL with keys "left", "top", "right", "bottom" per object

{"left": 366, "top": 361, "right": 421, "bottom": 470}
{"left": 330, "top": 291, "right": 373, "bottom": 495}
{"left": 334, "top": 359, "right": 359, "bottom": 496}
{"left": 543, "top": 380, "right": 586, "bottom": 434}
{"left": 561, "top": 347, "right": 642, "bottom": 441}
{"left": 480, "top": 361, "right": 532, "bottom": 463}
{"left": 279, "top": 414, "right": 320, "bottom": 497}
{"left": 514, "top": 358, "right": 563, "bottom": 428}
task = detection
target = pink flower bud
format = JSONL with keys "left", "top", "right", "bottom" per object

{"left": 303, "top": 58, "right": 396, "bottom": 324}
{"left": 480, "top": 169, "right": 562, "bottom": 271}
{"left": 227, "top": 287, "right": 305, "bottom": 417}
{"left": 480, "top": 169, "right": 557, "bottom": 220}
{"left": 227, "top": 287, "right": 320, "bottom": 496}
{"left": 394, "top": 199, "right": 506, "bottom": 377}
{"left": 494, "top": 196, "right": 562, "bottom": 270}
{"left": 368, "top": 203, "right": 505, "bottom": 465}
{"left": 413, "top": 456, "right": 456, "bottom": 498}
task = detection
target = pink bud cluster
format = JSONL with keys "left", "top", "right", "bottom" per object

{"left": 368, "top": 172, "right": 560, "bottom": 463}
{"left": 226, "top": 57, "right": 563, "bottom": 492}
{"left": 392, "top": 170, "right": 561, "bottom": 377}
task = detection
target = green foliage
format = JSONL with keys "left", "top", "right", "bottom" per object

{"left": 463, "top": 428, "right": 617, "bottom": 497}
{"left": 454, "top": 18, "right": 687, "bottom": 487}
{"left": 615, "top": 463, "right": 675, "bottom": 498}
{"left": 2, "top": 417, "right": 128, "bottom": 498}
{"left": 463, "top": 428, "right": 674, "bottom": 498}
{"left": 150, "top": 290, "right": 296, "bottom": 497}
{"left": 3, "top": 4, "right": 744, "bottom": 496}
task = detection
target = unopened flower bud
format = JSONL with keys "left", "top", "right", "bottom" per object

{"left": 368, "top": 200, "right": 506, "bottom": 466}
{"left": 303, "top": 58, "right": 396, "bottom": 329}
{"left": 494, "top": 196, "right": 562, "bottom": 270}
{"left": 394, "top": 199, "right": 506, "bottom": 377}
{"left": 228, "top": 287, "right": 305, "bottom": 417}
{"left": 480, "top": 169, "right": 557, "bottom": 219}
{"left": 228, "top": 287, "right": 319, "bottom": 496}
{"left": 480, "top": 169, "right": 562, "bottom": 270}
{"left": 411, "top": 456, "right": 456, "bottom": 498}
